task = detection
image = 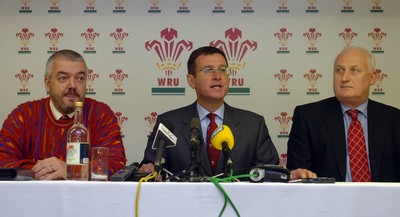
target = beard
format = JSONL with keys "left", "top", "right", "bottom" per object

{"left": 49, "top": 88, "right": 84, "bottom": 114}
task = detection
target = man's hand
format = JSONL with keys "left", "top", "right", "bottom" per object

{"left": 32, "top": 157, "right": 66, "bottom": 180}
{"left": 137, "top": 163, "right": 163, "bottom": 181}
{"left": 138, "top": 163, "right": 155, "bottom": 173}
{"left": 290, "top": 168, "right": 317, "bottom": 180}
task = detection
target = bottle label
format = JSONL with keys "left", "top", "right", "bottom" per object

{"left": 66, "top": 142, "right": 90, "bottom": 165}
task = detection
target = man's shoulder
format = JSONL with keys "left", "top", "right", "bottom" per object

{"left": 225, "top": 104, "right": 263, "bottom": 118}
{"left": 84, "top": 98, "right": 112, "bottom": 109}
{"left": 296, "top": 97, "right": 338, "bottom": 110}
{"left": 369, "top": 99, "right": 400, "bottom": 113}
{"left": 15, "top": 98, "right": 47, "bottom": 109}
{"left": 159, "top": 104, "right": 195, "bottom": 118}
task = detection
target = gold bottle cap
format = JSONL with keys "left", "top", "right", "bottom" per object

{"left": 74, "top": 101, "right": 83, "bottom": 107}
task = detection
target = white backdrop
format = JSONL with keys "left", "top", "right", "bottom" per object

{"left": 1, "top": 0, "right": 399, "bottom": 166}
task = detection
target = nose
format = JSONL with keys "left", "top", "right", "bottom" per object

{"left": 341, "top": 70, "right": 351, "bottom": 82}
{"left": 67, "top": 77, "right": 77, "bottom": 89}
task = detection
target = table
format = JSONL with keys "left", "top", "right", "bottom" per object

{"left": 0, "top": 181, "right": 399, "bottom": 217}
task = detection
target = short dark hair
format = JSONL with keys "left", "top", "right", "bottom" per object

{"left": 187, "top": 46, "right": 228, "bottom": 75}
{"left": 45, "top": 49, "right": 87, "bottom": 78}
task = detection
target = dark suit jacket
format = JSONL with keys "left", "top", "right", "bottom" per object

{"left": 287, "top": 97, "right": 400, "bottom": 182}
{"left": 141, "top": 102, "right": 279, "bottom": 177}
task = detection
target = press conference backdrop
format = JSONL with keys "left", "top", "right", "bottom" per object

{"left": 1, "top": 0, "right": 399, "bottom": 166}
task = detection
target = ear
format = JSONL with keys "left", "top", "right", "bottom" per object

{"left": 44, "top": 76, "right": 50, "bottom": 94}
{"left": 187, "top": 74, "right": 195, "bottom": 89}
{"left": 369, "top": 70, "right": 378, "bottom": 85}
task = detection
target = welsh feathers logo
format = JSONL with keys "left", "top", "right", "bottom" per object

{"left": 148, "top": 0, "right": 161, "bottom": 13}
{"left": 109, "top": 69, "right": 128, "bottom": 95}
{"left": 115, "top": 111, "right": 128, "bottom": 138}
{"left": 341, "top": 0, "right": 354, "bottom": 13}
{"left": 276, "top": 0, "right": 289, "bottom": 13}
{"left": 212, "top": 0, "right": 225, "bottom": 13}
{"left": 241, "top": 0, "right": 254, "bottom": 13}
{"left": 339, "top": 28, "right": 357, "bottom": 46}
{"left": 81, "top": 28, "right": 100, "bottom": 54}
{"left": 371, "top": 0, "right": 383, "bottom": 13}
{"left": 274, "top": 69, "right": 293, "bottom": 95}
{"left": 368, "top": 27, "right": 386, "bottom": 54}
{"left": 19, "top": 0, "right": 32, "bottom": 13}
{"left": 275, "top": 112, "right": 292, "bottom": 138}
{"left": 48, "top": 0, "right": 61, "bottom": 13}
{"left": 372, "top": 69, "right": 387, "bottom": 95}
{"left": 144, "top": 112, "right": 158, "bottom": 136}
{"left": 113, "top": 0, "right": 126, "bottom": 13}
{"left": 279, "top": 153, "right": 287, "bottom": 168}
{"left": 45, "top": 28, "right": 64, "bottom": 54}
{"left": 86, "top": 69, "right": 99, "bottom": 95}
{"left": 145, "top": 28, "right": 193, "bottom": 95}
{"left": 177, "top": 0, "right": 190, "bottom": 13}
{"left": 16, "top": 28, "right": 34, "bottom": 54}
{"left": 306, "top": 0, "right": 318, "bottom": 13}
{"left": 304, "top": 69, "right": 322, "bottom": 95}
{"left": 15, "top": 69, "right": 34, "bottom": 95}
{"left": 110, "top": 28, "right": 129, "bottom": 54}
{"left": 211, "top": 28, "right": 257, "bottom": 95}
{"left": 84, "top": 0, "right": 97, "bottom": 13}
{"left": 303, "top": 28, "right": 322, "bottom": 54}
{"left": 274, "top": 28, "right": 292, "bottom": 54}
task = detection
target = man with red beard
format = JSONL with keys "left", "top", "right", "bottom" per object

{"left": 0, "top": 49, "right": 126, "bottom": 180}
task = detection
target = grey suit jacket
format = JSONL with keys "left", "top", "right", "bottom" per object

{"left": 141, "top": 102, "right": 279, "bottom": 177}
{"left": 287, "top": 97, "right": 400, "bottom": 181}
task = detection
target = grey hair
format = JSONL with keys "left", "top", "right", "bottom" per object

{"left": 45, "top": 49, "right": 87, "bottom": 78}
{"left": 335, "top": 46, "right": 375, "bottom": 73}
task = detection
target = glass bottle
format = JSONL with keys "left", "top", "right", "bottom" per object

{"left": 66, "top": 101, "right": 90, "bottom": 181}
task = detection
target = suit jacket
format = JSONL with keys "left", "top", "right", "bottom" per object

{"left": 287, "top": 97, "right": 400, "bottom": 182}
{"left": 141, "top": 102, "right": 279, "bottom": 177}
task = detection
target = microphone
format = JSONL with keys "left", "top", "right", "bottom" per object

{"left": 210, "top": 125, "right": 234, "bottom": 172}
{"left": 187, "top": 117, "right": 203, "bottom": 179}
{"left": 189, "top": 117, "right": 201, "bottom": 147}
{"left": 151, "top": 121, "right": 176, "bottom": 173}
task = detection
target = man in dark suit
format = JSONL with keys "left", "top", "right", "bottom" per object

{"left": 139, "top": 46, "right": 278, "bottom": 178}
{"left": 288, "top": 46, "right": 400, "bottom": 182}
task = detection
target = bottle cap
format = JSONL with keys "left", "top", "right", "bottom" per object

{"left": 74, "top": 101, "right": 83, "bottom": 107}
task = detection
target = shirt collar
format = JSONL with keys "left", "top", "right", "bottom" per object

{"left": 49, "top": 99, "right": 74, "bottom": 120}
{"left": 340, "top": 100, "right": 368, "bottom": 118}
{"left": 196, "top": 102, "right": 225, "bottom": 121}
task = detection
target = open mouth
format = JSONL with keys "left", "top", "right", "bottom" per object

{"left": 211, "top": 84, "right": 222, "bottom": 89}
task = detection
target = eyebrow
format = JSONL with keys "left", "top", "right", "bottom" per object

{"left": 57, "top": 71, "right": 86, "bottom": 75}
{"left": 202, "top": 64, "right": 227, "bottom": 68}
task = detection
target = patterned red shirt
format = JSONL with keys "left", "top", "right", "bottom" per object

{"left": 0, "top": 97, "right": 126, "bottom": 176}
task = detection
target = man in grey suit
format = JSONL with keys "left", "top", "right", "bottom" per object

{"left": 288, "top": 46, "right": 400, "bottom": 182}
{"left": 139, "top": 46, "right": 279, "bottom": 178}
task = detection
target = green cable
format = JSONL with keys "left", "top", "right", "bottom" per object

{"left": 208, "top": 168, "right": 255, "bottom": 217}
{"left": 209, "top": 177, "right": 239, "bottom": 217}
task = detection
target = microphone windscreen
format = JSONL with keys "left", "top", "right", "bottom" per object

{"left": 210, "top": 125, "right": 234, "bottom": 150}
{"left": 190, "top": 117, "right": 201, "bottom": 131}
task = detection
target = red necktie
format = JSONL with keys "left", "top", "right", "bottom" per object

{"left": 207, "top": 113, "right": 219, "bottom": 173}
{"left": 347, "top": 109, "right": 371, "bottom": 182}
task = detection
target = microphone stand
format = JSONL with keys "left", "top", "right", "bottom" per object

{"left": 180, "top": 137, "right": 208, "bottom": 182}
{"left": 222, "top": 143, "right": 233, "bottom": 177}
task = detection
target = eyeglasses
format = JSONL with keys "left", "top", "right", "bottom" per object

{"left": 199, "top": 67, "right": 229, "bottom": 75}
